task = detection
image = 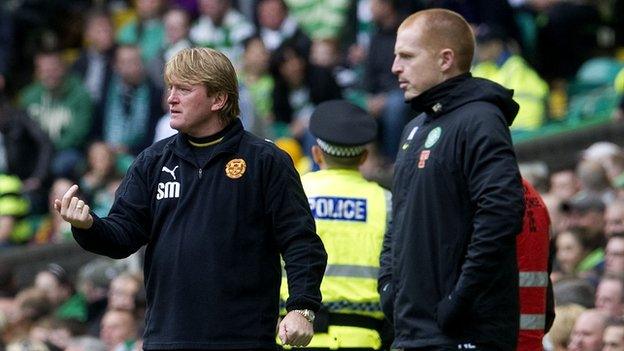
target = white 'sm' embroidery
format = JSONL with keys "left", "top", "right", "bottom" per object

{"left": 161, "top": 165, "right": 179, "bottom": 180}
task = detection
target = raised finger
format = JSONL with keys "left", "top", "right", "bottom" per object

{"left": 68, "top": 197, "right": 79, "bottom": 215}
{"left": 80, "top": 204, "right": 90, "bottom": 218}
{"left": 61, "top": 185, "right": 79, "bottom": 210}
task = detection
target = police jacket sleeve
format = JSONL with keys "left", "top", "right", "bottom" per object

{"left": 72, "top": 154, "right": 151, "bottom": 259}
{"left": 437, "top": 110, "right": 524, "bottom": 329}
{"left": 265, "top": 149, "right": 327, "bottom": 312}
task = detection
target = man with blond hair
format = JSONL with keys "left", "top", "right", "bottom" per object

{"left": 379, "top": 8, "right": 524, "bottom": 351}
{"left": 54, "top": 47, "right": 327, "bottom": 350}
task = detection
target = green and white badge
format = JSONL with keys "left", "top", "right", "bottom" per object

{"left": 424, "top": 127, "right": 441, "bottom": 148}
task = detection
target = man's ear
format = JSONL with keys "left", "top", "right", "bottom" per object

{"left": 438, "top": 48, "right": 455, "bottom": 72}
{"left": 210, "top": 92, "right": 228, "bottom": 112}
{"left": 311, "top": 145, "right": 325, "bottom": 167}
{"left": 358, "top": 149, "right": 369, "bottom": 166}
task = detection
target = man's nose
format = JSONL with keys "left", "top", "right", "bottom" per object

{"left": 391, "top": 58, "right": 401, "bottom": 75}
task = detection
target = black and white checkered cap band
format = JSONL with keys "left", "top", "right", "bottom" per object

{"left": 317, "top": 139, "right": 365, "bottom": 158}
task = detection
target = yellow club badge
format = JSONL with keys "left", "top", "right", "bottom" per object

{"left": 225, "top": 158, "right": 246, "bottom": 179}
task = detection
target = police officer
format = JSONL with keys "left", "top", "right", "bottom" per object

{"left": 282, "top": 100, "right": 390, "bottom": 350}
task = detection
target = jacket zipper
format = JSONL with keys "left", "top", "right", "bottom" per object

{"left": 198, "top": 168, "right": 203, "bottom": 179}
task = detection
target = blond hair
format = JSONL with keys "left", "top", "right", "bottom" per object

{"left": 165, "top": 47, "right": 240, "bottom": 123}
{"left": 546, "top": 303, "right": 586, "bottom": 350}
{"left": 399, "top": 9, "right": 475, "bottom": 72}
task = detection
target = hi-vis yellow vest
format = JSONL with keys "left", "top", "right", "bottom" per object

{"left": 281, "top": 169, "right": 389, "bottom": 349}
{"left": 472, "top": 55, "right": 549, "bottom": 131}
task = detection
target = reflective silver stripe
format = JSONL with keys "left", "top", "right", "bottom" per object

{"left": 520, "top": 314, "right": 546, "bottom": 330}
{"left": 325, "top": 264, "right": 379, "bottom": 279}
{"left": 519, "top": 271, "right": 548, "bottom": 287}
{"left": 384, "top": 189, "right": 392, "bottom": 228}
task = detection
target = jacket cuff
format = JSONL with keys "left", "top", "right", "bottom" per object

{"left": 285, "top": 297, "right": 322, "bottom": 313}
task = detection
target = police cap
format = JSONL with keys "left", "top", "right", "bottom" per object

{"left": 310, "top": 100, "right": 377, "bottom": 157}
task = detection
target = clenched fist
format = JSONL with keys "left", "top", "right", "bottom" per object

{"left": 54, "top": 184, "right": 94, "bottom": 229}
{"left": 278, "top": 311, "right": 314, "bottom": 347}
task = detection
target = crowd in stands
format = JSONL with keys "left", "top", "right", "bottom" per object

{"left": 1, "top": 0, "right": 624, "bottom": 350}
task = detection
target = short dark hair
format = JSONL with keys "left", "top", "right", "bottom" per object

{"left": 322, "top": 150, "right": 363, "bottom": 169}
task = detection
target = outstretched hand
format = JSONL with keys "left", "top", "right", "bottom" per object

{"left": 278, "top": 311, "right": 314, "bottom": 347}
{"left": 54, "top": 184, "right": 94, "bottom": 229}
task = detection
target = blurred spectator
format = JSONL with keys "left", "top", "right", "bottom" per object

{"left": 270, "top": 42, "right": 342, "bottom": 156}
{"left": 553, "top": 277, "right": 595, "bottom": 308}
{"left": 33, "top": 264, "right": 87, "bottom": 323}
{"left": 107, "top": 273, "right": 143, "bottom": 314}
{"left": 116, "top": 0, "right": 166, "bottom": 62}
{"left": 65, "top": 335, "right": 107, "bottom": 351}
{"left": 189, "top": 0, "right": 254, "bottom": 66}
{"left": 519, "top": 161, "right": 550, "bottom": 193}
{"left": 256, "top": 0, "right": 311, "bottom": 55}
{"left": 561, "top": 193, "right": 607, "bottom": 254}
{"left": 71, "top": 10, "right": 116, "bottom": 108}
{"left": 6, "top": 339, "right": 50, "bottom": 351}
{"left": 4, "top": 288, "right": 52, "bottom": 345}
{"left": 0, "top": 175, "right": 34, "bottom": 247}
{"left": 79, "top": 142, "right": 122, "bottom": 217}
{"left": 99, "top": 309, "right": 138, "bottom": 351}
{"left": 472, "top": 24, "right": 549, "bottom": 131}
{"left": 606, "top": 234, "right": 624, "bottom": 275}
{"left": 147, "top": 7, "right": 194, "bottom": 90}
{"left": 595, "top": 274, "right": 624, "bottom": 319}
{"left": 603, "top": 319, "right": 624, "bottom": 351}
{"left": 545, "top": 303, "right": 586, "bottom": 351}
{"left": 555, "top": 228, "right": 596, "bottom": 277}
{"left": 0, "top": 97, "right": 53, "bottom": 211}
{"left": 33, "top": 178, "right": 74, "bottom": 244}
{"left": 543, "top": 192, "right": 566, "bottom": 236}
{"left": 582, "top": 142, "right": 624, "bottom": 185}
{"left": 76, "top": 258, "right": 120, "bottom": 336}
{"left": 28, "top": 316, "right": 74, "bottom": 350}
{"left": 568, "top": 309, "right": 608, "bottom": 351}
{"left": 310, "top": 38, "right": 358, "bottom": 92}
{"left": 239, "top": 36, "right": 275, "bottom": 139}
{"left": 364, "top": 0, "right": 411, "bottom": 162}
{"left": 550, "top": 170, "right": 581, "bottom": 202}
{"left": 531, "top": 0, "right": 601, "bottom": 82}
{"left": 606, "top": 200, "right": 624, "bottom": 238}
{"left": 576, "top": 159, "right": 616, "bottom": 205}
{"left": 18, "top": 50, "right": 93, "bottom": 178}
{"left": 97, "top": 45, "right": 163, "bottom": 155}
{"left": 284, "top": 0, "right": 351, "bottom": 40}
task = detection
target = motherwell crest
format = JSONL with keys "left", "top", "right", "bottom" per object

{"left": 225, "top": 158, "right": 246, "bottom": 179}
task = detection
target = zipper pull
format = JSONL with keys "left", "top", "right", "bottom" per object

{"left": 198, "top": 168, "right": 203, "bottom": 179}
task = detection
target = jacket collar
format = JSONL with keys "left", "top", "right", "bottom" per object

{"left": 409, "top": 73, "right": 471, "bottom": 120}
{"left": 167, "top": 118, "right": 245, "bottom": 166}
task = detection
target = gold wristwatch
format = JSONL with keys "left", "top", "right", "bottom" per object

{"left": 292, "top": 309, "right": 315, "bottom": 324}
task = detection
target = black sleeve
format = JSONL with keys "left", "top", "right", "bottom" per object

{"left": 72, "top": 154, "right": 151, "bottom": 258}
{"left": 378, "top": 206, "right": 394, "bottom": 320}
{"left": 264, "top": 148, "right": 327, "bottom": 312}
{"left": 455, "top": 109, "right": 525, "bottom": 302}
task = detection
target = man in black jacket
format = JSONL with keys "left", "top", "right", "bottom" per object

{"left": 55, "top": 47, "right": 327, "bottom": 350}
{"left": 378, "top": 9, "right": 525, "bottom": 351}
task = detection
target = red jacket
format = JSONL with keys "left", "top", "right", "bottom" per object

{"left": 517, "top": 179, "right": 555, "bottom": 351}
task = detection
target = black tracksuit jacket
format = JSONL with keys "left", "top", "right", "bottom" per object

{"left": 379, "top": 74, "right": 525, "bottom": 350}
{"left": 73, "top": 119, "right": 327, "bottom": 350}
